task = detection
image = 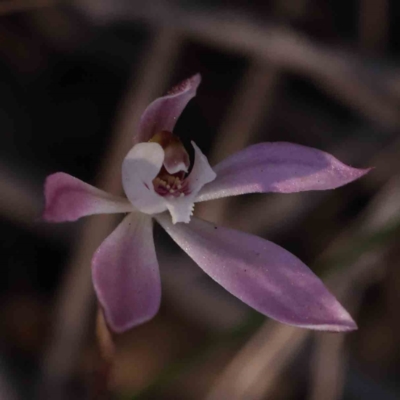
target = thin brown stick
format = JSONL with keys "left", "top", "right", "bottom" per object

{"left": 89, "top": 309, "right": 115, "bottom": 400}
{"left": 196, "top": 61, "right": 279, "bottom": 225}
{"left": 0, "top": 165, "right": 42, "bottom": 228}
{"left": 359, "top": 0, "right": 388, "bottom": 52}
{"left": 205, "top": 321, "right": 308, "bottom": 400}
{"left": 0, "top": 0, "right": 54, "bottom": 16}
{"left": 80, "top": 2, "right": 400, "bottom": 128}
{"left": 309, "top": 334, "right": 347, "bottom": 400}
{"left": 308, "top": 246, "right": 385, "bottom": 400}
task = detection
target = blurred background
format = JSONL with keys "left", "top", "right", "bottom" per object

{"left": 1, "top": 0, "right": 400, "bottom": 399}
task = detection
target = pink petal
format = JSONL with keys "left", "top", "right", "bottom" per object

{"left": 122, "top": 142, "right": 167, "bottom": 215}
{"left": 135, "top": 74, "right": 201, "bottom": 144}
{"left": 156, "top": 214, "right": 357, "bottom": 332}
{"left": 164, "top": 142, "right": 216, "bottom": 224}
{"left": 92, "top": 213, "right": 161, "bottom": 333}
{"left": 196, "top": 142, "right": 370, "bottom": 202}
{"left": 43, "top": 172, "right": 133, "bottom": 222}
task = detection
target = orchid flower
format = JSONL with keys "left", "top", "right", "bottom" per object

{"left": 43, "top": 74, "right": 369, "bottom": 334}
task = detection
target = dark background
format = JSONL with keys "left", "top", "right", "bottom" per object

{"left": 0, "top": 0, "right": 400, "bottom": 399}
